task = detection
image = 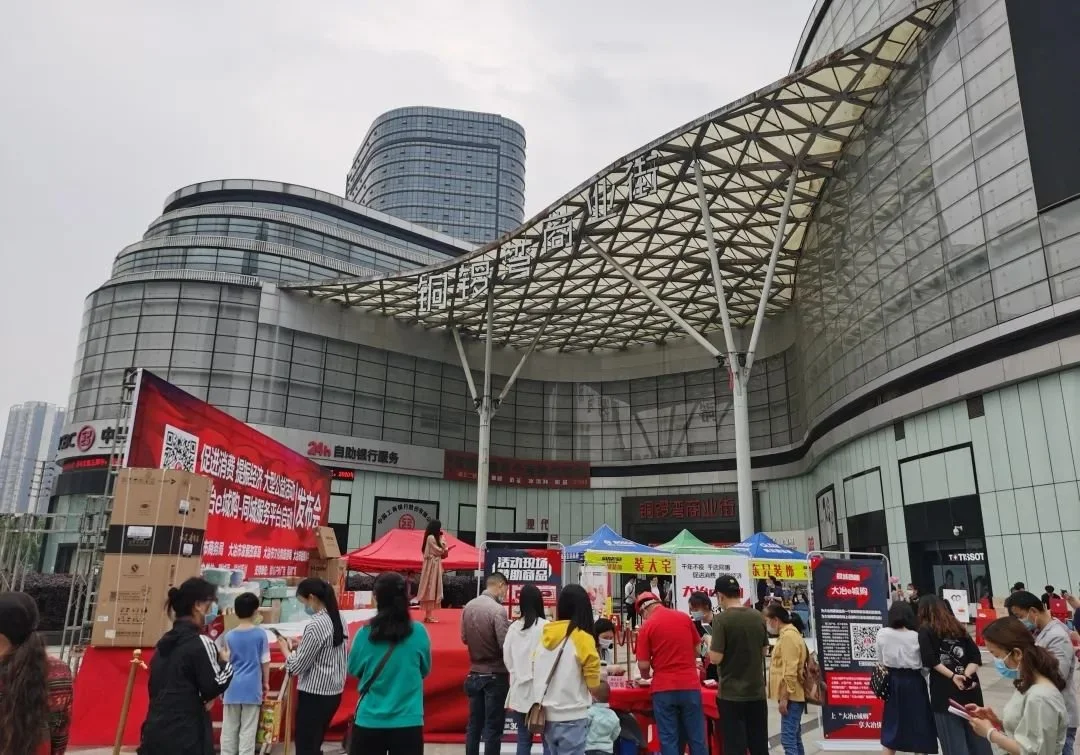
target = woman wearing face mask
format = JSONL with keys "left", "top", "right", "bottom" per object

{"left": 764, "top": 604, "right": 807, "bottom": 755}
{"left": 504, "top": 584, "right": 548, "bottom": 755}
{"left": 0, "top": 592, "right": 73, "bottom": 755}
{"left": 967, "top": 617, "right": 1067, "bottom": 755}
{"left": 277, "top": 577, "right": 349, "bottom": 755}
{"left": 138, "top": 577, "right": 233, "bottom": 755}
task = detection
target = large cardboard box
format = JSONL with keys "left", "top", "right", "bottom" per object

{"left": 309, "top": 557, "right": 346, "bottom": 598}
{"left": 315, "top": 527, "right": 341, "bottom": 559}
{"left": 91, "top": 554, "right": 202, "bottom": 647}
{"left": 112, "top": 468, "right": 211, "bottom": 530}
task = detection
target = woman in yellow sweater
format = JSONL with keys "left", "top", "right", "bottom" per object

{"left": 765, "top": 604, "right": 808, "bottom": 755}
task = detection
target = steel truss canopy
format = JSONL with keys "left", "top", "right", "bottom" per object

{"left": 286, "top": 2, "right": 949, "bottom": 353}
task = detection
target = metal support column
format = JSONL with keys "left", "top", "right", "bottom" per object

{"left": 693, "top": 162, "right": 799, "bottom": 539}
{"left": 475, "top": 294, "right": 496, "bottom": 550}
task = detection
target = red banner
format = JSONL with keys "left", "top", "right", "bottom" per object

{"left": 444, "top": 450, "right": 590, "bottom": 489}
{"left": 125, "top": 371, "right": 330, "bottom": 579}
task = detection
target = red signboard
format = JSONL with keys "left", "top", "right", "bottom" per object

{"left": 444, "top": 450, "right": 590, "bottom": 489}
{"left": 62, "top": 456, "right": 110, "bottom": 472}
{"left": 125, "top": 371, "right": 330, "bottom": 578}
{"left": 624, "top": 494, "right": 738, "bottom": 522}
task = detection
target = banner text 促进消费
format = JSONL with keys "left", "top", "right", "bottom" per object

{"left": 126, "top": 371, "right": 331, "bottom": 579}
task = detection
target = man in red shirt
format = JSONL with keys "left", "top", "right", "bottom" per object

{"left": 635, "top": 592, "right": 707, "bottom": 755}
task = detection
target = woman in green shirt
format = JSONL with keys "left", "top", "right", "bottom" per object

{"left": 347, "top": 571, "right": 432, "bottom": 755}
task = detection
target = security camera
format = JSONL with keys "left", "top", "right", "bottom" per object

{"left": 952, "top": 525, "right": 963, "bottom": 536}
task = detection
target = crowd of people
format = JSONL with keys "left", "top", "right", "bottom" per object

{"left": 875, "top": 589, "right": 1076, "bottom": 755}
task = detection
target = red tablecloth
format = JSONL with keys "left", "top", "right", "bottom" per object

{"left": 609, "top": 685, "right": 722, "bottom": 755}
{"left": 70, "top": 610, "right": 472, "bottom": 747}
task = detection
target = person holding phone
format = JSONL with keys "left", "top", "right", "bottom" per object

{"left": 917, "top": 596, "right": 989, "bottom": 755}
{"left": 418, "top": 520, "right": 449, "bottom": 623}
{"left": 967, "top": 617, "right": 1067, "bottom": 755}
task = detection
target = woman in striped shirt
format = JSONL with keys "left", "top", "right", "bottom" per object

{"left": 0, "top": 591, "right": 73, "bottom": 755}
{"left": 277, "top": 577, "right": 349, "bottom": 755}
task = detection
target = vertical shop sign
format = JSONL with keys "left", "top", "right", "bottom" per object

{"left": 811, "top": 557, "right": 888, "bottom": 741}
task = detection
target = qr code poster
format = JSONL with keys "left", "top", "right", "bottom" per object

{"left": 161, "top": 425, "right": 200, "bottom": 472}
{"left": 849, "top": 623, "right": 880, "bottom": 662}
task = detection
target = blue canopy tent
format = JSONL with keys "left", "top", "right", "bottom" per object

{"left": 728, "top": 532, "right": 808, "bottom": 560}
{"left": 563, "top": 524, "right": 667, "bottom": 562}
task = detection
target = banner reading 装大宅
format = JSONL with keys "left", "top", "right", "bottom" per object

{"left": 811, "top": 557, "right": 888, "bottom": 741}
{"left": 484, "top": 547, "right": 562, "bottom": 619}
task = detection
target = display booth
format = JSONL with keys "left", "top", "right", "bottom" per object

{"left": 343, "top": 528, "right": 480, "bottom": 572}
{"left": 656, "top": 529, "right": 751, "bottom": 610}
{"left": 729, "top": 531, "right": 810, "bottom": 579}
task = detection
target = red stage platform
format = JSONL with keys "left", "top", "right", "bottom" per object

{"left": 69, "top": 608, "right": 721, "bottom": 749}
{"left": 70, "top": 609, "right": 472, "bottom": 747}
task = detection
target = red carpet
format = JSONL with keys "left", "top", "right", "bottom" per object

{"left": 70, "top": 609, "right": 472, "bottom": 747}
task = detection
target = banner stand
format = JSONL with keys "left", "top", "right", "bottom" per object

{"left": 806, "top": 549, "right": 891, "bottom": 753}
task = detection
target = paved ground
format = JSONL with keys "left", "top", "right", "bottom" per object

{"left": 72, "top": 648, "right": 1015, "bottom": 754}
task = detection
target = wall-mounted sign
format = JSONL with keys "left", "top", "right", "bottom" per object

{"left": 444, "top": 451, "right": 590, "bottom": 489}
{"left": 373, "top": 497, "right": 439, "bottom": 541}
{"left": 622, "top": 493, "right": 739, "bottom": 523}
{"left": 816, "top": 486, "right": 839, "bottom": 550}
{"left": 55, "top": 419, "right": 130, "bottom": 462}
{"left": 252, "top": 425, "right": 445, "bottom": 479}
{"left": 946, "top": 552, "right": 985, "bottom": 563}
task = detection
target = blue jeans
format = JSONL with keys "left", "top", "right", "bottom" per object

{"left": 780, "top": 701, "right": 805, "bottom": 755}
{"left": 542, "top": 718, "right": 589, "bottom": 755}
{"left": 509, "top": 710, "right": 534, "bottom": 755}
{"left": 652, "top": 689, "right": 708, "bottom": 755}
{"left": 1064, "top": 726, "right": 1076, "bottom": 755}
{"left": 464, "top": 672, "right": 510, "bottom": 755}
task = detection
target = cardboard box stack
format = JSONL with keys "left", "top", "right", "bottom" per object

{"left": 309, "top": 526, "right": 345, "bottom": 600}
{"left": 91, "top": 468, "right": 211, "bottom": 647}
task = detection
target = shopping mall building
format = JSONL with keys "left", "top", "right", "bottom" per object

{"left": 49, "top": 0, "right": 1080, "bottom": 606}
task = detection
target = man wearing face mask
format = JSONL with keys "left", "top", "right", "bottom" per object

{"left": 461, "top": 572, "right": 511, "bottom": 755}
{"left": 635, "top": 592, "right": 708, "bottom": 755}
{"left": 1005, "top": 590, "right": 1078, "bottom": 755}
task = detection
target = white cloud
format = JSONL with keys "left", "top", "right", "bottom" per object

{"left": 0, "top": 0, "right": 814, "bottom": 429}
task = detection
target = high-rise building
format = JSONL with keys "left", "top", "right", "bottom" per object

{"left": 0, "top": 402, "right": 65, "bottom": 513}
{"left": 346, "top": 106, "right": 526, "bottom": 244}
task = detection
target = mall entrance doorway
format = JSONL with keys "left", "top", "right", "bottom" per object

{"left": 904, "top": 495, "right": 991, "bottom": 607}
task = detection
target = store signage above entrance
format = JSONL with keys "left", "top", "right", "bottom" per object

{"left": 622, "top": 493, "right": 739, "bottom": 523}
{"left": 251, "top": 425, "right": 445, "bottom": 479}
{"left": 946, "top": 551, "right": 985, "bottom": 563}
{"left": 55, "top": 419, "right": 129, "bottom": 462}
{"left": 443, "top": 450, "right": 590, "bottom": 489}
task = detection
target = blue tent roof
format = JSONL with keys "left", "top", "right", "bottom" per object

{"left": 728, "top": 532, "right": 808, "bottom": 560}
{"left": 563, "top": 524, "right": 667, "bottom": 561}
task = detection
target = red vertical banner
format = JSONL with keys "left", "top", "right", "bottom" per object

{"left": 125, "top": 370, "right": 331, "bottom": 578}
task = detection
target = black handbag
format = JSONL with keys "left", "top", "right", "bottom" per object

{"left": 870, "top": 665, "right": 891, "bottom": 700}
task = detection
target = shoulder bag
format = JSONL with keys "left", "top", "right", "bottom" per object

{"left": 798, "top": 645, "right": 824, "bottom": 705}
{"left": 341, "top": 642, "right": 396, "bottom": 750}
{"left": 869, "top": 664, "right": 891, "bottom": 700}
{"left": 525, "top": 635, "right": 571, "bottom": 734}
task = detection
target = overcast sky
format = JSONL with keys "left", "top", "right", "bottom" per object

{"left": 0, "top": 0, "right": 814, "bottom": 434}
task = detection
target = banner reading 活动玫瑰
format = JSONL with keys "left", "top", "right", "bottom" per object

{"left": 811, "top": 556, "right": 889, "bottom": 742}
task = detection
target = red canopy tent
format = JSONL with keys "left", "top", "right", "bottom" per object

{"left": 344, "top": 529, "right": 480, "bottom": 572}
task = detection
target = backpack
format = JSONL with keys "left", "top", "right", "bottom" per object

{"left": 799, "top": 647, "right": 824, "bottom": 705}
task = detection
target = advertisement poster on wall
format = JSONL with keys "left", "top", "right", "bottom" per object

{"left": 811, "top": 557, "right": 889, "bottom": 741}
{"left": 816, "top": 486, "right": 839, "bottom": 549}
{"left": 125, "top": 370, "right": 331, "bottom": 578}
{"left": 372, "top": 497, "right": 439, "bottom": 540}
{"left": 483, "top": 547, "right": 562, "bottom": 619}
{"left": 580, "top": 566, "right": 610, "bottom": 615}
{"left": 674, "top": 554, "right": 752, "bottom": 612}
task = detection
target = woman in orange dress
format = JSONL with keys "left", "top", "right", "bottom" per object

{"left": 418, "top": 520, "right": 449, "bottom": 623}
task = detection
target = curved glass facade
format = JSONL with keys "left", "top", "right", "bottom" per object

{"left": 346, "top": 106, "right": 526, "bottom": 244}
{"left": 791, "top": 0, "right": 1080, "bottom": 432}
